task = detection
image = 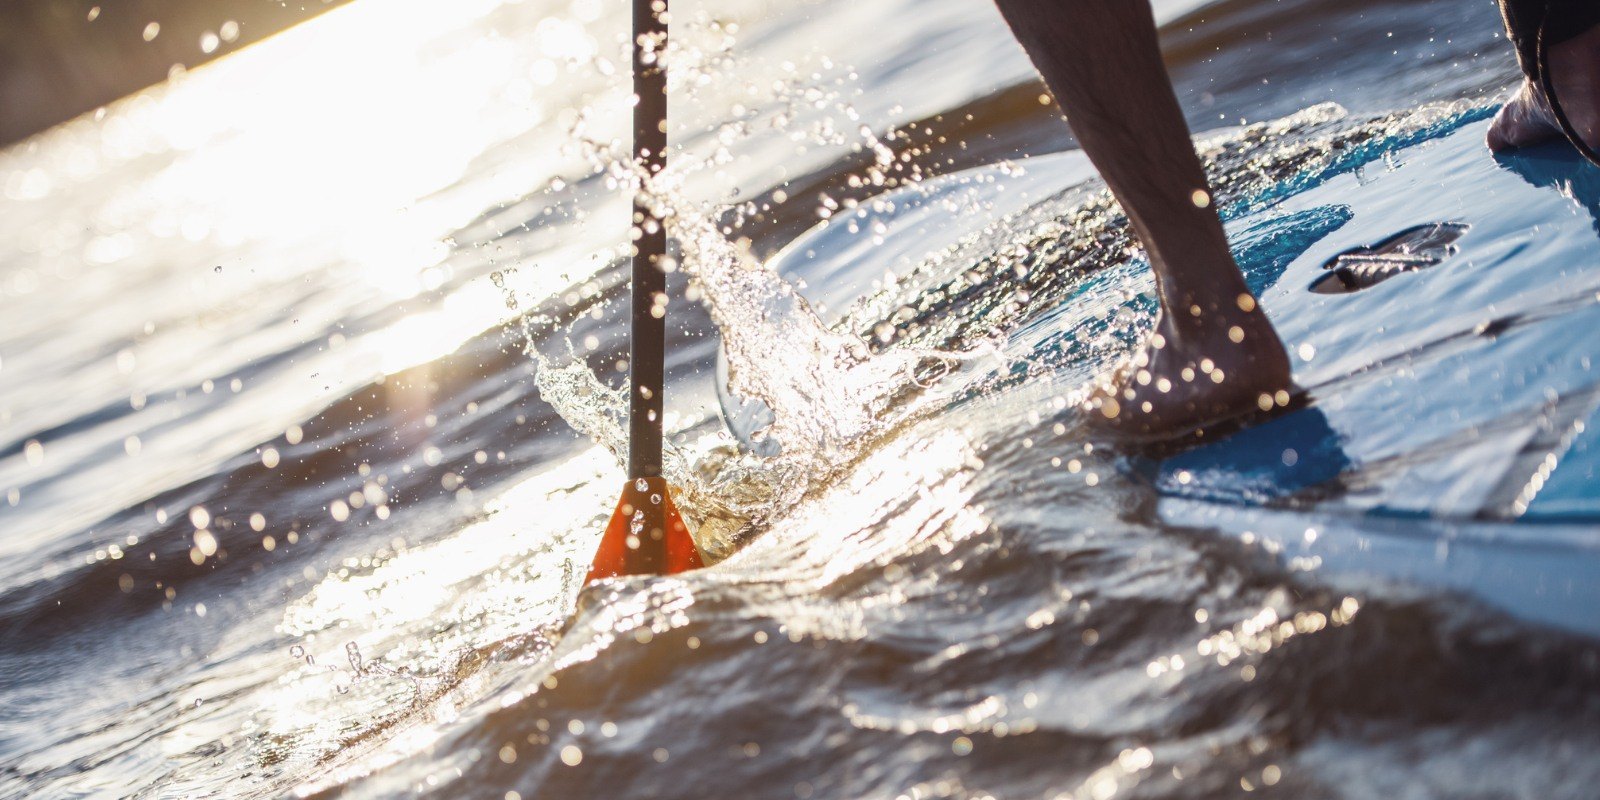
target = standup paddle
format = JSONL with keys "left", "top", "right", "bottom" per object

{"left": 585, "top": 0, "right": 704, "bottom": 584}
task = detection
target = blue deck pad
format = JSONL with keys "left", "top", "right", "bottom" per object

{"left": 997, "top": 203, "right": 1356, "bottom": 389}
{"left": 1167, "top": 122, "right": 1600, "bottom": 522}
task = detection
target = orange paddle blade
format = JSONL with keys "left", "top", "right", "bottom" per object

{"left": 585, "top": 476, "right": 704, "bottom": 585}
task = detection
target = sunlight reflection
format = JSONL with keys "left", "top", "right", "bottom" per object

{"left": 258, "top": 448, "right": 616, "bottom": 775}
{"left": 278, "top": 449, "right": 612, "bottom": 639}
{"left": 360, "top": 237, "right": 604, "bottom": 374}
{"left": 96, "top": 0, "right": 524, "bottom": 256}
{"left": 364, "top": 278, "right": 504, "bottom": 374}
{"left": 736, "top": 427, "right": 987, "bottom": 587}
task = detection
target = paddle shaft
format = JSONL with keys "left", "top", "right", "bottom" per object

{"left": 629, "top": 0, "right": 668, "bottom": 480}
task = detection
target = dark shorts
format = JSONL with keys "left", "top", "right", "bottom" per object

{"left": 1501, "top": 0, "right": 1600, "bottom": 56}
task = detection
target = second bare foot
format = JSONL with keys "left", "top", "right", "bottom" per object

{"left": 1488, "top": 23, "right": 1600, "bottom": 157}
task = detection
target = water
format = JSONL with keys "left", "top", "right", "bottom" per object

{"left": 3, "top": 0, "right": 1598, "bottom": 797}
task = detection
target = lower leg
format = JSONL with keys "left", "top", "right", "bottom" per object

{"left": 992, "top": 0, "right": 1291, "bottom": 435}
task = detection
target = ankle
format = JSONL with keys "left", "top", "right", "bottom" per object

{"left": 1160, "top": 287, "right": 1262, "bottom": 334}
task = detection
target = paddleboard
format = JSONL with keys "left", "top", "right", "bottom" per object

{"left": 717, "top": 110, "right": 1600, "bottom": 636}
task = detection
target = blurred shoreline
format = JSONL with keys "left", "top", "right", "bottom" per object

{"left": 0, "top": 0, "right": 351, "bottom": 147}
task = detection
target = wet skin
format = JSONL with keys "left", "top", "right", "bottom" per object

{"left": 992, "top": 0, "right": 1596, "bottom": 439}
{"left": 992, "top": 0, "right": 1291, "bottom": 438}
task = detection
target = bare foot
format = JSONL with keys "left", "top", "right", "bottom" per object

{"left": 1084, "top": 289, "right": 1293, "bottom": 440}
{"left": 1488, "top": 23, "right": 1600, "bottom": 156}
{"left": 1487, "top": 79, "right": 1564, "bottom": 152}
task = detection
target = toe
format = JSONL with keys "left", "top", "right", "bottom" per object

{"left": 1488, "top": 81, "right": 1564, "bottom": 153}
{"left": 1487, "top": 102, "right": 1517, "bottom": 151}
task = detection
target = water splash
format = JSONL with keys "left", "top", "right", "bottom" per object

{"left": 671, "top": 200, "right": 931, "bottom": 463}
{"left": 485, "top": 24, "right": 989, "bottom": 540}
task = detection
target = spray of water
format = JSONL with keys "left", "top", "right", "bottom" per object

{"left": 474, "top": 17, "right": 998, "bottom": 554}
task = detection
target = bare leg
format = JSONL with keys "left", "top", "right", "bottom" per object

{"left": 993, "top": 0, "right": 1291, "bottom": 437}
{"left": 1487, "top": 23, "right": 1600, "bottom": 155}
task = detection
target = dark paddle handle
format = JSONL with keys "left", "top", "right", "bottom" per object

{"left": 629, "top": 0, "right": 668, "bottom": 479}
